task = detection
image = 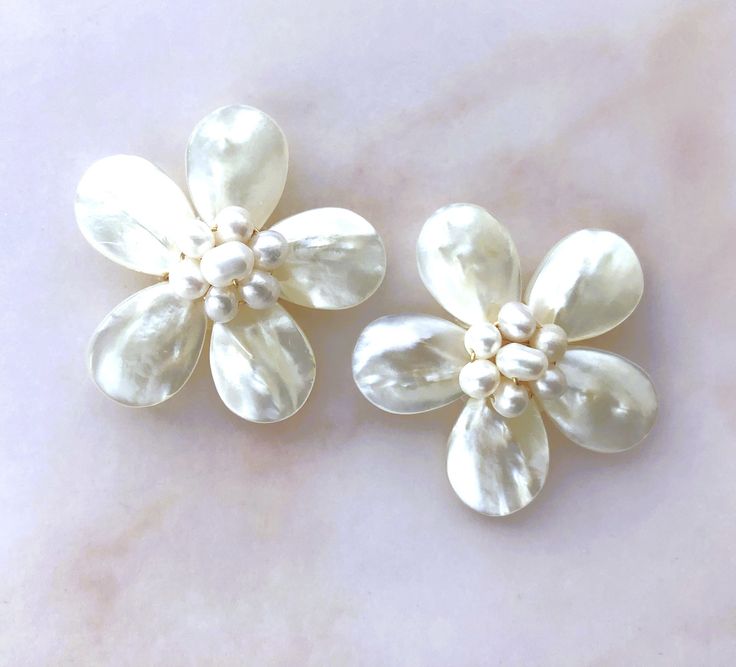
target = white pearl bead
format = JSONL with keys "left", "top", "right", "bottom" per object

{"left": 213, "top": 206, "right": 254, "bottom": 244}
{"left": 238, "top": 270, "right": 281, "bottom": 309}
{"left": 495, "top": 343, "right": 548, "bottom": 381}
{"left": 492, "top": 378, "right": 530, "bottom": 418}
{"left": 464, "top": 322, "right": 502, "bottom": 359}
{"left": 251, "top": 230, "right": 289, "bottom": 270}
{"left": 204, "top": 286, "right": 239, "bottom": 323}
{"left": 531, "top": 366, "right": 568, "bottom": 399}
{"left": 497, "top": 301, "right": 537, "bottom": 342}
{"left": 200, "top": 241, "right": 254, "bottom": 287}
{"left": 459, "top": 359, "right": 500, "bottom": 399}
{"left": 530, "top": 323, "right": 568, "bottom": 362}
{"left": 168, "top": 258, "right": 208, "bottom": 300}
{"left": 174, "top": 218, "right": 215, "bottom": 258}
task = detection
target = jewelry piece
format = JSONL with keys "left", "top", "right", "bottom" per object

{"left": 77, "top": 105, "right": 386, "bottom": 422}
{"left": 352, "top": 203, "right": 657, "bottom": 516}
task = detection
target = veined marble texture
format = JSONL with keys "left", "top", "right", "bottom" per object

{"left": 1, "top": 0, "right": 735, "bottom": 664}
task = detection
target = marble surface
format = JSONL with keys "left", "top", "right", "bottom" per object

{"left": 1, "top": 0, "right": 735, "bottom": 664}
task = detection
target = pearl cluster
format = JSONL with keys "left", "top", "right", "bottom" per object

{"left": 167, "top": 206, "right": 289, "bottom": 323}
{"left": 458, "top": 301, "right": 569, "bottom": 418}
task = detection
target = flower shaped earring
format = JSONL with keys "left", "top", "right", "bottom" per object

{"left": 77, "top": 105, "right": 386, "bottom": 422}
{"left": 353, "top": 203, "right": 657, "bottom": 516}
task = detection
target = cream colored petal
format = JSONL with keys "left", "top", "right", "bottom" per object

{"left": 447, "top": 399, "right": 548, "bottom": 516}
{"left": 88, "top": 282, "right": 206, "bottom": 406}
{"left": 76, "top": 155, "right": 194, "bottom": 275}
{"left": 352, "top": 315, "right": 467, "bottom": 414}
{"left": 210, "top": 304, "right": 315, "bottom": 422}
{"left": 186, "top": 105, "right": 288, "bottom": 227}
{"left": 416, "top": 203, "right": 521, "bottom": 325}
{"left": 270, "top": 208, "right": 386, "bottom": 309}
{"left": 525, "top": 229, "right": 644, "bottom": 342}
{"left": 541, "top": 348, "right": 657, "bottom": 453}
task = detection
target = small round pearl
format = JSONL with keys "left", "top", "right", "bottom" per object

{"left": 168, "top": 258, "right": 208, "bottom": 300}
{"left": 531, "top": 366, "right": 568, "bottom": 399}
{"left": 204, "top": 286, "right": 239, "bottom": 323}
{"left": 214, "top": 206, "right": 254, "bottom": 244}
{"left": 492, "top": 378, "right": 530, "bottom": 418}
{"left": 495, "top": 343, "right": 548, "bottom": 381}
{"left": 464, "top": 322, "right": 502, "bottom": 359}
{"left": 200, "top": 241, "right": 254, "bottom": 287}
{"left": 530, "top": 323, "right": 568, "bottom": 362}
{"left": 238, "top": 270, "right": 281, "bottom": 309}
{"left": 459, "top": 359, "right": 500, "bottom": 399}
{"left": 251, "top": 230, "right": 289, "bottom": 270}
{"left": 174, "top": 218, "right": 215, "bottom": 258}
{"left": 497, "top": 301, "right": 537, "bottom": 342}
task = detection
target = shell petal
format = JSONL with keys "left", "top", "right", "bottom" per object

{"left": 210, "top": 304, "right": 315, "bottom": 422}
{"left": 270, "top": 208, "right": 386, "bottom": 309}
{"left": 352, "top": 315, "right": 467, "bottom": 414}
{"left": 88, "top": 282, "right": 206, "bottom": 406}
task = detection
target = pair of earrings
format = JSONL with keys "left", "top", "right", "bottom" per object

{"left": 77, "top": 104, "right": 657, "bottom": 516}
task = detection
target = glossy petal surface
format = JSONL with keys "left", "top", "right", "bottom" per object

{"left": 352, "top": 315, "right": 467, "bottom": 414}
{"left": 541, "top": 348, "right": 657, "bottom": 453}
{"left": 210, "top": 304, "right": 315, "bottom": 422}
{"left": 447, "top": 399, "right": 548, "bottom": 516}
{"left": 270, "top": 208, "right": 386, "bottom": 309}
{"left": 525, "top": 229, "right": 644, "bottom": 341}
{"left": 88, "top": 283, "right": 206, "bottom": 406}
{"left": 186, "top": 105, "right": 288, "bottom": 227}
{"left": 416, "top": 203, "right": 521, "bottom": 325}
{"left": 76, "top": 155, "right": 193, "bottom": 274}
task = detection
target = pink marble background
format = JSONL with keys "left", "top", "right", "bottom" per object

{"left": 1, "top": 0, "right": 735, "bottom": 664}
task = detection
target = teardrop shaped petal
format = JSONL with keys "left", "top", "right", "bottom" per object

{"left": 76, "top": 155, "right": 194, "bottom": 275}
{"left": 88, "top": 282, "right": 206, "bottom": 406}
{"left": 447, "top": 399, "right": 549, "bottom": 516}
{"left": 352, "top": 315, "right": 467, "bottom": 414}
{"left": 541, "top": 348, "right": 657, "bottom": 453}
{"left": 270, "top": 208, "right": 386, "bottom": 309}
{"left": 210, "top": 304, "right": 315, "bottom": 422}
{"left": 186, "top": 105, "right": 288, "bottom": 227}
{"left": 525, "top": 229, "right": 644, "bottom": 342}
{"left": 416, "top": 204, "right": 521, "bottom": 325}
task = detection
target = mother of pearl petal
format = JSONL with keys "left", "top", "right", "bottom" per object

{"left": 447, "top": 399, "right": 549, "bottom": 516}
{"left": 186, "top": 105, "right": 289, "bottom": 227}
{"left": 270, "top": 208, "right": 386, "bottom": 310}
{"left": 541, "top": 348, "right": 657, "bottom": 453}
{"left": 525, "top": 229, "right": 644, "bottom": 342}
{"left": 75, "top": 155, "right": 192, "bottom": 275}
{"left": 352, "top": 315, "right": 467, "bottom": 414}
{"left": 210, "top": 304, "right": 315, "bottom": 422}
{"left": 88, "top": 282, "right": 206, "bottom": 406}
{"left": 416, "top": 203, "right": 521, "bottom": 325}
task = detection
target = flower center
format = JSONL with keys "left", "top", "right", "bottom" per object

{"left": 166, "top": 206, "right": 289, "bottom": 323}
{"left": 459, "top": 301, "right": 569, "bottom": 417}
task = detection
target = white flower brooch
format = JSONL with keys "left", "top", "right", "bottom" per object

{"left": 353, "top": 203, "right": 657, "bottom": 516}
{"left": 77, "top": 105, "right": 386, "bottom": 422}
